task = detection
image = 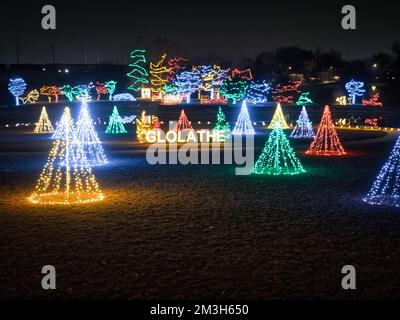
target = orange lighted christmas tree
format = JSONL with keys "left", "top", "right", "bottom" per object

{"left": 175, "top": 110, "right": 193, "bottom": 131}
{"left": 28, "top": 107, "right": 104, "bottom": 205}
{"left": 306, "top": 105, "right": 346, "bottom": 156}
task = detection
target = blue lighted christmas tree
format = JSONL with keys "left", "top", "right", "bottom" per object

{"left": 290, "top": 106, "right": 315, "bottom": 139}
{"left": 253, "top": 121, "right": 305, "bottom": 176}
{"left": 363, "top": 136, "right": 400, "bottom": 207}
{"left": 76, "top": 97, "right": 107, "bottom": 166}
{"left": 8, "top": 77, "right": 27, "bottom": 106}
{"left": 232, "top": 100, "right": 255, "bottom": 135}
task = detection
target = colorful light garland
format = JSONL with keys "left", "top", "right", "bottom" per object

{"left": 246, "top": 80, "right": 270, "bottom": 105}
{"left": 253, "top": 121, "right": 305, "bottom": 176}
{"left": 272, "top": 81, "right": 301, "bottom": 104}
{"left": 150, "top": 53, "right": 170, "bottom": 99}
{"left": 8, "top": 77, "right": 27, "bottom": 106}
{"left": 232, "top": 100, "right": 255, "bottom": 135}
{"left": 175, "top": 110, "right": 193, "bottom": 131}
{"left": 345, "top": 80, "right": 365, "bottom": 104}
{"left": 306, "top": 105, "right": 346, "bottom": 156}
{"left": 290, "top": 106, "right": 315, "bottom": 139}
{"left": 296, "top": 92, "right": 314, "bottom": 105}
{"left": 105, "top": 106, "right": 127, "bottom": 134}
{"left": 127, "top": 49, "right": 149, "bottom": 92}
{"left": 28, "top": 107, "right": 104, "bottom": 205}
{"left": 76, "top": 98, "right": 107, "bottom": 166}
{"left": 220, "top": 77, "right": 250, "bottom": 104}
{"left": 173, "top": 69, "right": 202, "bottom": 103}
{"left": 166, "top": 57, "right": 188, "bottom": 83}
{"left": 20, "top": 89, "right": 40, "bottom": 105}
{"left": 362, "top": 93, "right": 383, "bottom": 107}
{"left": 34, "top": 107, "right": 54, "bottom": 134}
{"left": 268, "top": 103, "right": 290, "bottom": 129}
{"left": 363, "top": 135, "right": 400, "bottom": 207}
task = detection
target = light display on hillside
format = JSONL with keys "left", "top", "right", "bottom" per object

{"left": 232, "top": 100, "right": 255, "bottom": 135}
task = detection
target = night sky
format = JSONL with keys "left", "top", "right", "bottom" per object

{"left": 1, "top": 0, "right": 400, "bottom": 65}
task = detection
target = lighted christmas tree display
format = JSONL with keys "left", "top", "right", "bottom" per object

{"left": 52, "top": 109, "right": 76, "bottom": 140}
{"left": 213, "top": 106, "right": 231, "bottom": 137}
{"left": 290, "top": 106, "right": 315, "bottom": 139}
{"left": 272, "top": 81, "right": 301, "bottom": 104}
{"left": 173, "top": 69, "right": 202, "bottom": 103}
{"left": 150, "top": 53, "right": 170, "bottom": 99}
{"left": 296, "top": 92, "right": 314, "bottom": 105}
{"left": 105, "top": 80, "right": 117, "bottom": 100}
{"left": 105, "top": 106, "right": 127, "bottom": 134}
{"left": 345, "top": 80, "right": 365, "bottom": 104}
{"left": 28, "top": 107, "right": 104, "bottom": 205}
{"left": 136, "top": 110, "right": 152, "bottom": 143}
{"left": 232, "top": 100, "right": 255, "bottom": 135}
{"left": 246, "top": 80, "right": 270, "bottom": 104}
{"left": 34, "top": 107, "right": 54, "bottom": 134}
{"left": 8, "top": 77, "right": 27, "bottom": 106}
{"left": 75, "top": 98, "right": 107, "bottom": 166}
{"left": 253, "top": 121, "right": 305, "bottom": 176}
{"left": 220, "top": 77, "right": 250, "bottom": 104}
{"left": 306, "top": 105, "right": 346, "bottom": 156}
{"left": 175, "top": 110, "right": 193, "bottom": 131}
{"left": 363, "top": 136, "right": 400, "bottom": 207}
{"left": 268, "top": 103, "right": 289, "bottom": 129}
{"left": 127, "top": 49, "right": 149, "bottom": 92}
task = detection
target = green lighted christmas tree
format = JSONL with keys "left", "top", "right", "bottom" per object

{"left": 105, "top": 106, "right": 127, "bottom": 134}
{"left": 213, "top": 106, "right": 230, "bottom": 137}
{"left": 253, "top": 121, "right": 305, "bottom": 176}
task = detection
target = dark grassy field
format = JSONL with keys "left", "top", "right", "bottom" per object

{"left": 0, "top": 117, "right": 400, "bottom": 300}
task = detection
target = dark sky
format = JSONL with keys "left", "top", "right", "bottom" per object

{"left": 1, "top": 0, "right": 400, "bottom": 65}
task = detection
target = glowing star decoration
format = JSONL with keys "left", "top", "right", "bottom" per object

{"left": 150, "top": 53, "right": 170, "bottom": 100}
{"left": 336, "top": 96, "right": 348, "bottom": 106}
{"left": 268, "top": 103, "right": 290, "bottom": 129}
{"left": 175, "top": 110, "right": 193, "bottom": 131}
{"left": 363, "top": 135, "right": 400, "bottom": 207}
{"left": 296, "top": 92, "right": 314, "bottom": 105}
{"left": 253, "top": 121, "right": 305, "bottom": 176}
{"left": 290, "top": 106, "right": 315, "bottom": 139}
{"left": 40, "top": 86, "right": 64, "bottom": 103}
{"left": 75, "top": 98, "right": 107, "bottom": 166}
{"left": 34, "top": 107, "right": 54, "bottom": 134}
{"left": 246, "top": 81, "right": 270, "bottom": 105}
{"left": 113, "top": 93, "right": 136, "bottom": 101}
{"left": 173, "top": 69, "right": 202, "bottom": 103}
{"left": 136, "top": 110, "right": 152, "bottom": 143}
{"left": 28, "top": 107, "right": 104, "bottom": 205}
{"left": 306, "top": 105, "right": 346, "bottom": 156}
{"left": 20, "top": 89, "right": 40, "bottom": 105}
{"left": 362, "top": 93, "right": 383, "bottom": 107}
{"left": 127, "top": 49, "right": 149, "bottom": 92}
{"left": 105, "top": 80, "right": 117, "bottom": 101}
{"left": 220, "top": 77, "right": 250, "bottom": 104}
{"left": 141, "top": 88, "right": 151, "bottom": 99}
{"left": 345, "top": 80, "right": 365, "bottom": 104}
{"left": 272, "top": 81, "right": 302, "bottom": 104}
{"left": 232, "top": 100, "right": 255, "bottom": 135}
{"left": 8, "top": 77, "right": 27, "bottom": 106}
{"left": 95, "top": 82, "right": 108, "bottom": 101}
{"left": 105, "top": 106, "right": 127, "bottom": 134}
{"left": 213, "top": 106, "right": 231, "bottom": 139}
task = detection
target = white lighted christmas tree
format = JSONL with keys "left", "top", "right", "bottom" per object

{"left": 75, "top": 98, "right": 107, "bottom": 165}
{"left": 290, "top": 106, "right": 315, "bottom": 139}
{"left": 268, "top": 103, "right": 289, "bottom": 129}
{"left": 232, "top": 100, "right": 255, "bottom": 135}
{"left": 28, "top": 107, "right": 104, "bottom": 205}
{"left": 34, "top": 107, "right": 54, "bottom": 133}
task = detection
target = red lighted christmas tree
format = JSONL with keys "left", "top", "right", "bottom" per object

{"left": 175, "top": 110, "right": 193, "bottom": 131}
{"left": 306, "top": 105, "right": 346, "bottom": 156}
